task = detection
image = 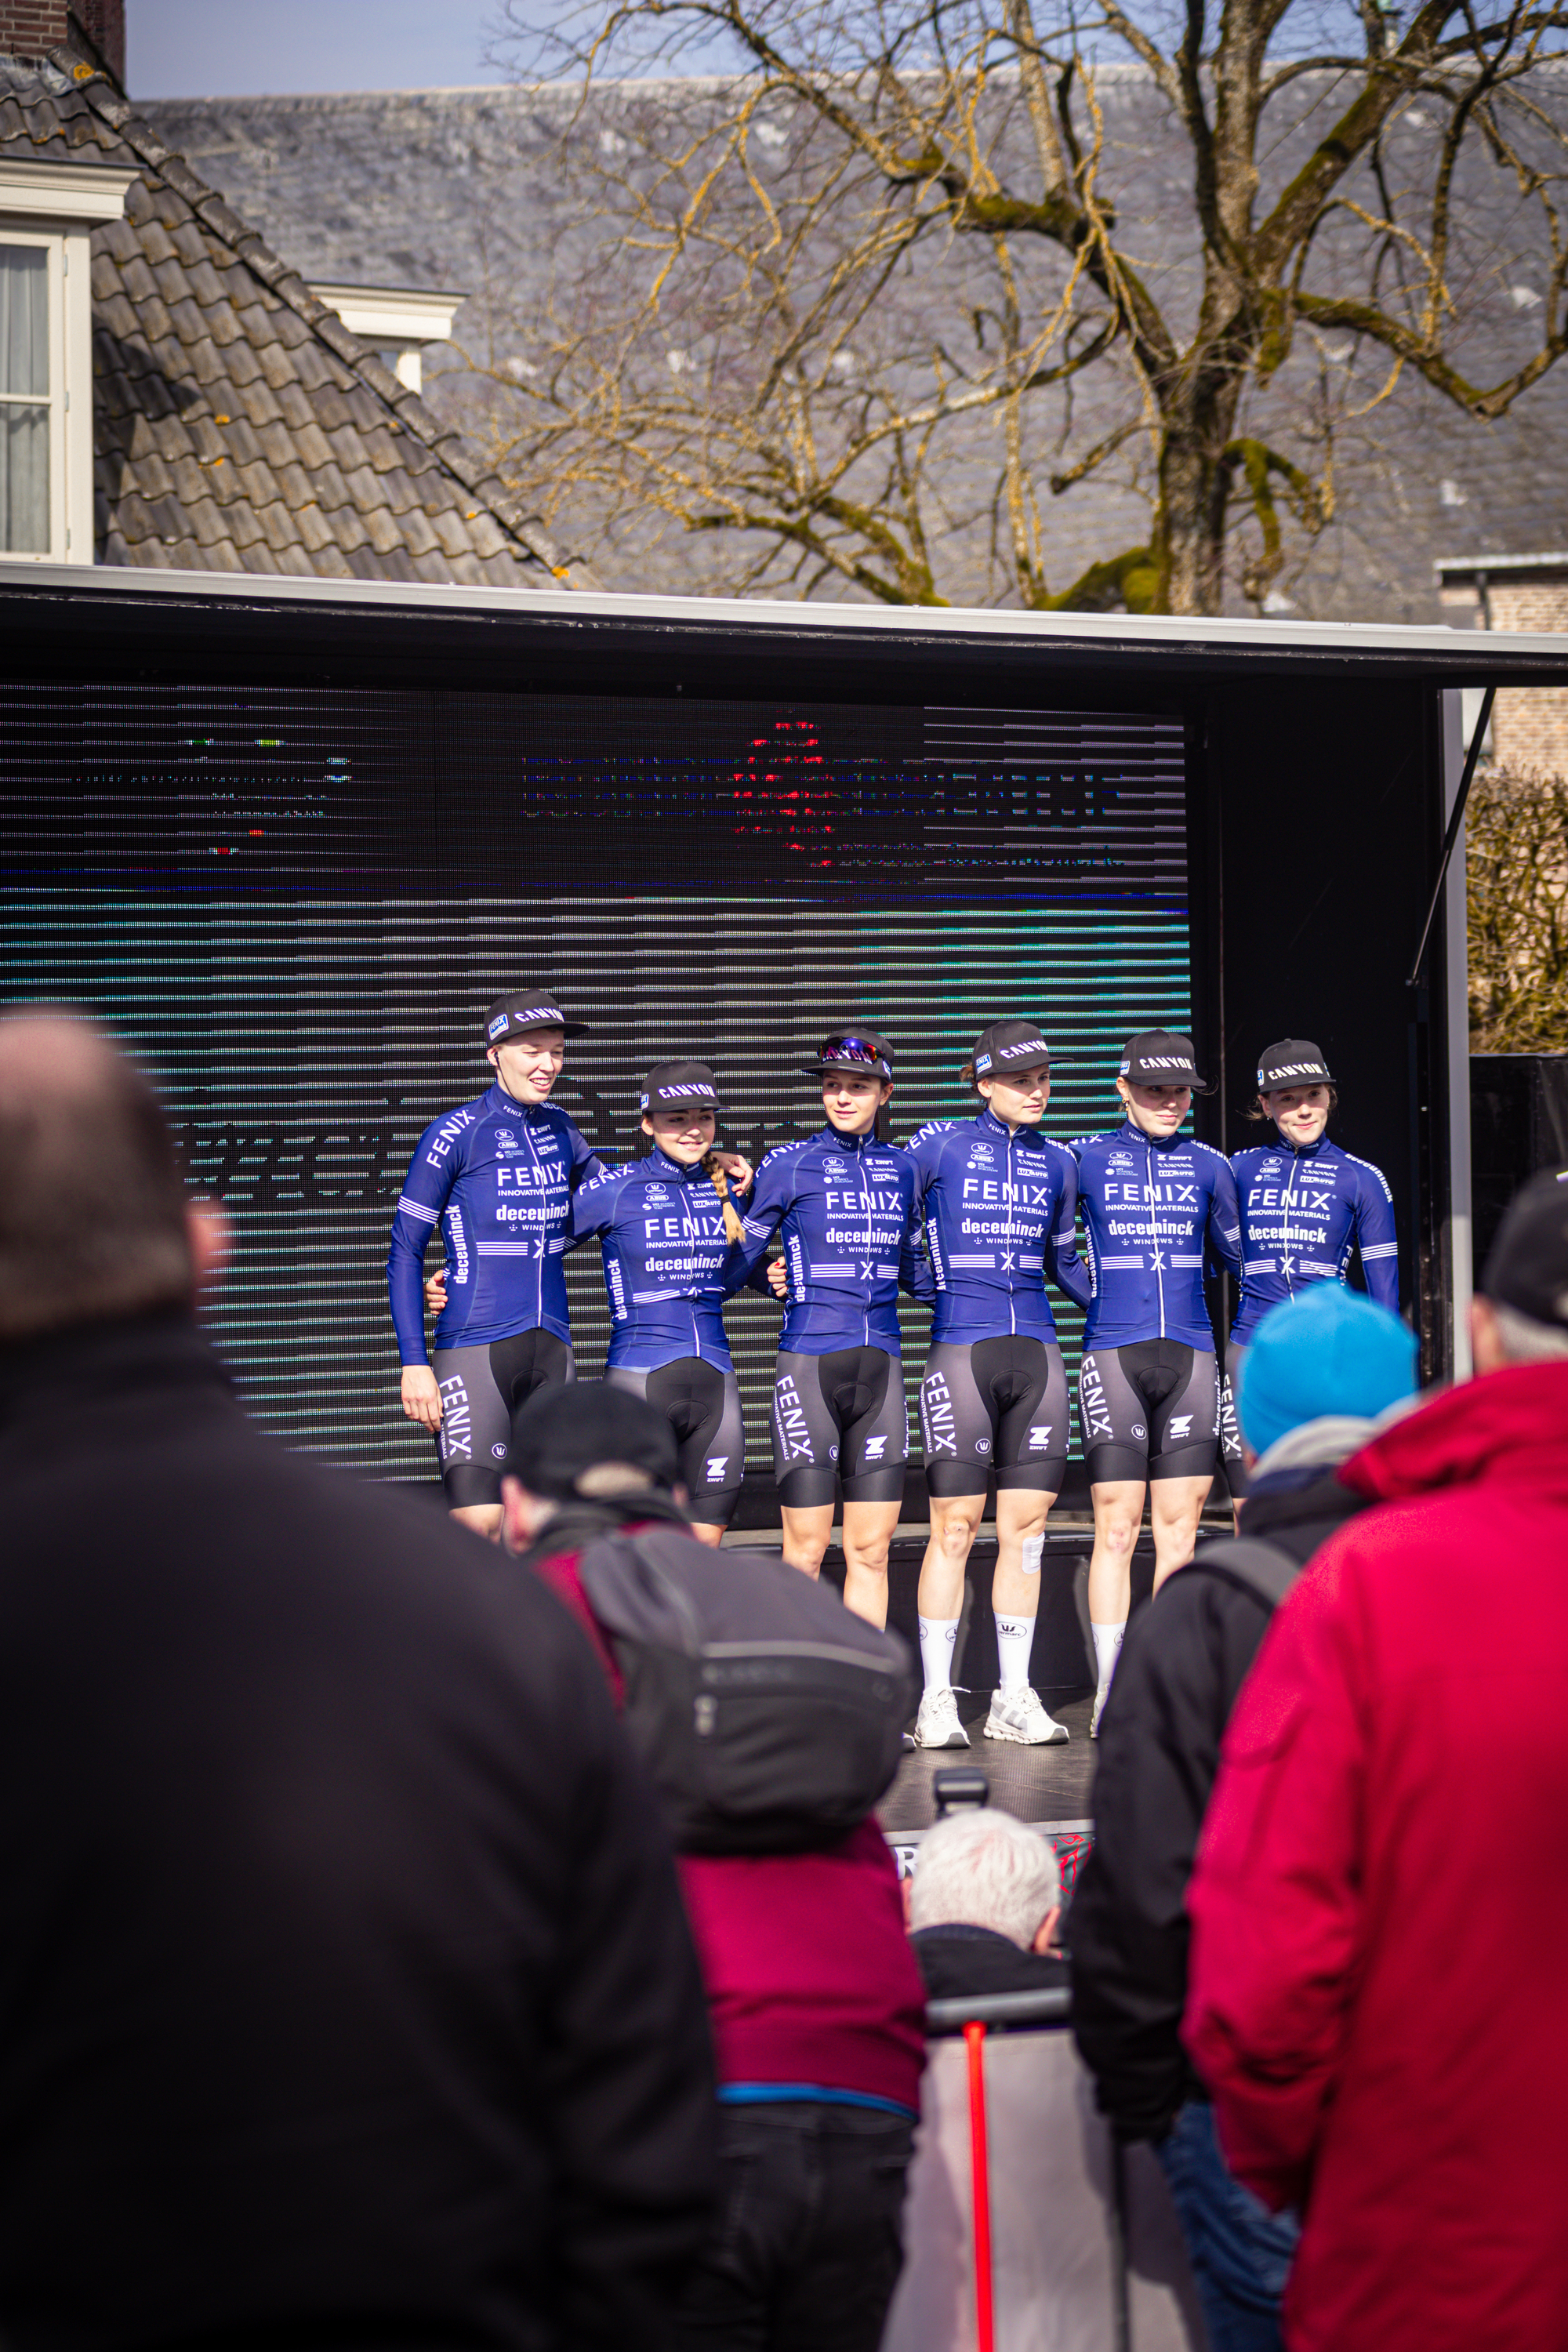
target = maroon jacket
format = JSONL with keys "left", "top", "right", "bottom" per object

{"left": 1185, "top": 1363, "right": 1568, "bottom": 2352}
{"left": 532, "top": 1540, "right": 925, "bottom": 2115}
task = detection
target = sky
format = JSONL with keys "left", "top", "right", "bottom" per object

{"left": 129, "top": 1, "right": 511, "bottom": 97}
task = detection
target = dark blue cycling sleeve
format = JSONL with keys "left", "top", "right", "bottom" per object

{"left": 899, "top": 1208, "right": 936, "bottom": 1308}
{"left": 1351, "top": 1159, "right": 1400, "bottom": 1309}
{"left": 387, "top": 1109, "right": 464, "bottom": 1367}
{"left": 1047, "top": 1152, "right": 1094, "bottom": 1312}
{"left": 1207, "top": 1154, "right": 1244, "bottom": 1284}
{"left": 722, "top": 1145, "right": 796, "bottom": 1295}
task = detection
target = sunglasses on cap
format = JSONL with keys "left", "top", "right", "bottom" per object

{"left": 822, "top": 1036, "right": 884, "bottom": 1066}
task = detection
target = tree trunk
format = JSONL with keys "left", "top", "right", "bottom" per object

{"left": 1151, "top": 358, "right": 1247, "bottom": 615}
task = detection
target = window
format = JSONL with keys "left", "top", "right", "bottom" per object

{"left": 0, "top": 161, "right": 139, "bottom": 563}
{"left": 1, "top": 243, "right": 53, "bottom": 553}
{"left": 307, "top": 283, "right": 465, "bottom": 398}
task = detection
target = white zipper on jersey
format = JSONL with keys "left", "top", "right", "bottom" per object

{"left": 1147, "top": 1138, "right": 1167, "bottom": 1339}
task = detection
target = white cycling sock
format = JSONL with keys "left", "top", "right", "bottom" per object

{"left": 919, "top": 1616, "right": 960, "bottom": 1693}
{"left": 996, "top": 1614, "right": 1036, "bottom": 1695}
{"left": 1091, "top": 1620, "right": 1126, "bottom": 1694}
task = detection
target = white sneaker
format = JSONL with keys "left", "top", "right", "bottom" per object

{"left": 1090, "top": 1686, "right": 1111, "bottom": 1738}
{"left": 913, "top": 1686, "right": 971, "bottom": 1748}
{"left": 985, "top": 1687, "right": 1070, "bottom": 1745}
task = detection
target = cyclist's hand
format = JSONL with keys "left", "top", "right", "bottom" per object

{"left": 767, "top": 1258, "right": 789, "bottom": 1300}
{"left": 401, "top": 1365, "right": 443, "bottom": 1432}
{"left": 714, "top": 1150, "right": 753, "bottom": 1196}
{"left": 424, "top": 1269, "right": 448, "bottom": 1316}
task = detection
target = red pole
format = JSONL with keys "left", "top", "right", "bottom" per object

{"left": 964, "top": 2020, "right": 995, "bottom": 2352}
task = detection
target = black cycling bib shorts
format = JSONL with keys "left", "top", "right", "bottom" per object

{"left": 1077, "top": 1338, "right": 1220, "bottom": 1485}
{"left": 920, "top": 1335, "right": 1069, "bottom": 1498}
{"left": 433, "top": 1329, "right": 575, "bottom": 1507}
{"left": 1218, "top": 1341, "right": 1248, "bottom": 1497}
{"left": 606, "top": 1359, "right": 746, "bottom": 1527}
{"left": 771, "top": 1346, "right": 909, "bottom": 1509}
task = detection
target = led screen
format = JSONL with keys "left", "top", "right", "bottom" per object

{"left": 1, "top": 683, "right": 1190, "bottom": 1484}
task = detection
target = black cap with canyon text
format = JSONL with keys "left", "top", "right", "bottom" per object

{"left": 483, "top": 988, "right": 590, "bottom": 1045}
{"left": 1120, "top": 1029, "right": 1215, "bottom": 1094}
{"left": 801, "top": 1028, "right": 895, "bottom": 1080}
{"left": 1480, "top": 1167, "right": 1568, "bottom": 1331}
{"left": 1257, "top": 1038, "right": 1335, "bottom": 1091}
{"left": 506, "top": 1379, "right": 680, "bottom": 1499}
{"left": 972, "top": 1019, "right": 1052, "bottom": 1079}
{"left": 640, "top": 1059, "right": 728, "bottom": 1118}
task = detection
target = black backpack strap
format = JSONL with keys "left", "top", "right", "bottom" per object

{"left": 1184, "top": 1534, "right": 1302, "bottom": 1612}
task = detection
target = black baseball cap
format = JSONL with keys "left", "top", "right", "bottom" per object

{"left": 506, "top": 1380, "right": 680, "bottom": 1499}
{"left": 1257, "top": 1039, "right": 1335, "bottom": 1091}
{"left": 639, "top": 1059, "right": 728, "bottom": 1117}
{"left": 801, "top": 1028, "right": 894, "bottom": 1080}
{"left": 1479, "top": 1168, "right": 1568, "bottom": 1331}
{"left": 972, "top": 1019, "right": 1052, "bottom": 1079}
{"left": 484, "top": 989, "right": 590, "bottom": 1045}
{"left": 1119, "top": 1029, "right": 1215, "bottom": 1094}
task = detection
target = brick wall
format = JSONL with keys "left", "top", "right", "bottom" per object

{"left": 0, "top": 2, "right": 122, "bottom": 78}
{"left": 0, "top": 3, "right": 70, "bottom": 57}
{"left": 1491, "top": 579, "right": 1568, "bottom": 777}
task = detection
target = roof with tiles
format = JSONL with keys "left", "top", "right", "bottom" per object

{"left": 138, "top": 72, "right": 1568, "bottom": 625}
{"left": 0, "top": 48, "right": 578, "bottom": 586}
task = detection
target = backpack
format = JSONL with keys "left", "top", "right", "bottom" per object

{"left": 1183, "top": 1534, "right": 1302, "bottom": 1610}
{"left": 572, "top": 1519, "right": 917, "bottom": 1855}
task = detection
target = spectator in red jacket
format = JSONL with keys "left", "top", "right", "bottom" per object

{"left": 1185, "top": 1169, "right": 1568, "bottom": 2352}
{"left": 499, "top": 1382, "right": 927, "bottom": 2352}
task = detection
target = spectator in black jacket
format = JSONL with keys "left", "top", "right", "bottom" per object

{"left": 0, "top": 1011, "right": 717, "bottom": 2352}
{"left": 908, "top": 1806, "right": 1068, "bottom": 2002}
{"left": 1069, "top": 1283, "right": 1416, "bottom": 2352}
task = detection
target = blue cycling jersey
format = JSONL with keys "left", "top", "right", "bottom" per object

{"left": 1231, "top": 1134, "right": 1399, "bottom": 1341}
{"left": 725, "top": 1127, "right": 934, "bottom": 1356}
{"left": 1070, "top": 1120, "right": 1243, "bottom": 1348}
{"left": 572, "top": 1147, "right": 736, "bottom": 1373}
{"left": 905, "top": 1108, "right": 1091, "bottom": 1342}
{"left": 387, "top": 1086, "right": 603, "bottom": 1363}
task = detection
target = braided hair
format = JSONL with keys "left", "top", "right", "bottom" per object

{"left": 702, "top": 1152, "right": 747, "bottom": 1243}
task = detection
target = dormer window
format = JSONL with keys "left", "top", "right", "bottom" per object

{"left": 0, "top": 158, "right": 138, "bottom": 561}
{"left": 307, "top": 283, "right": 465, "bottom": 398}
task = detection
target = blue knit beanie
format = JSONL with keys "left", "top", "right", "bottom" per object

{"left": 1236, "top": 1284, "right": 1417, "bottom": 1458}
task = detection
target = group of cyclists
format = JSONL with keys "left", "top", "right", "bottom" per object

{"left": 387, "top": 989, "right": 1399, "bottom": 1744}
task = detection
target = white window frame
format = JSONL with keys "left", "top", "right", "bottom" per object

{"left": 0, "top": 160, "right": 139, "bottom": 564}
{"left": 307, "top": 282, "right": 465, "bottom": 397}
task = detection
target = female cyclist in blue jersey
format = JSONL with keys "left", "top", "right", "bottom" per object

{"left": 390, "top": 991, "right": 748, "bottom": 1539}
{"left": 726, "top": 1029, "right": 933, "bottom": 1629}
{"left": 388, "top": 988, "right": 600, "bottom": 1540}
{"left": 904, "top": 1019, "right": 1091, "bottom": 1752}
{"left": 1070, "top": 1029, "right": 1242, "bottom": 1730}
{"left": 1220, "top": 1036, "right": 1399, "bottom": 1503}
{"left": 572, "top": 1059, "right": 750, "bottom": 1549}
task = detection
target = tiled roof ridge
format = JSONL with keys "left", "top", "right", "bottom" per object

{"left": 38, "top": 41, "right": 586, "bottom": 588}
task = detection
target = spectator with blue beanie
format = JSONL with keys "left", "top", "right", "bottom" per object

{"left": 1072, "top": 1282, "right": 1417, "bottom": 2352}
